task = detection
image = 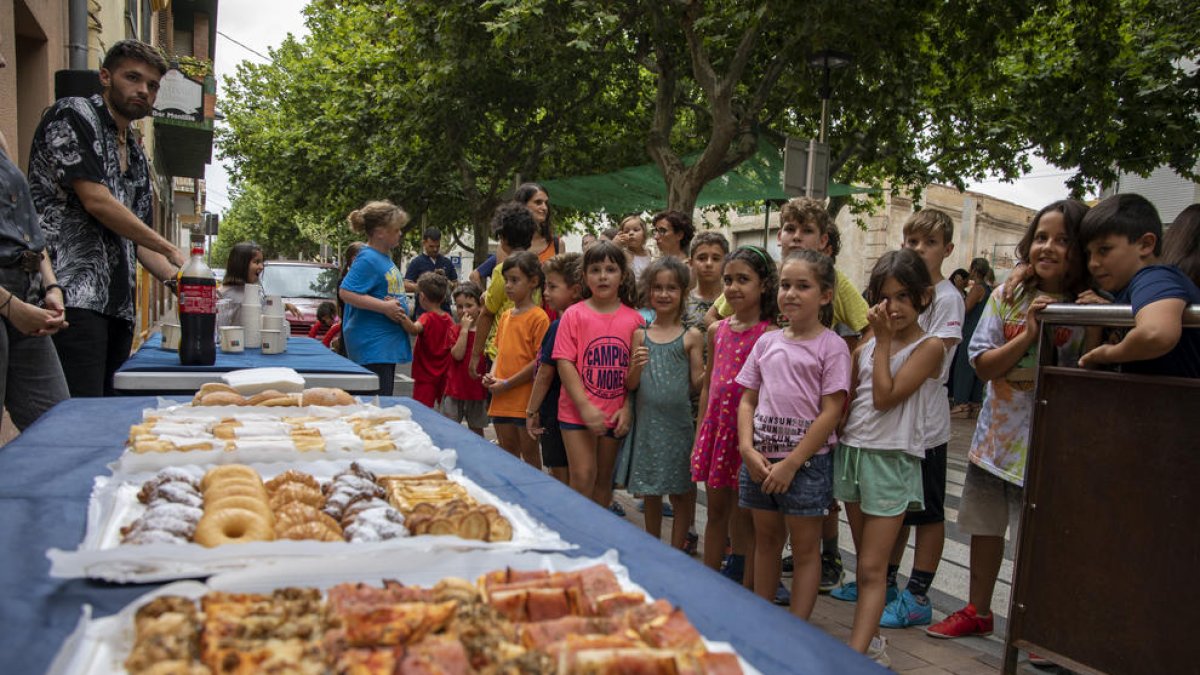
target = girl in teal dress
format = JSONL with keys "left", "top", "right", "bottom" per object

{"left": 623, "top": 258, "right": 705, "bottom": 550}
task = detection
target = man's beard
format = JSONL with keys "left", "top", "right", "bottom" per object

{"left": 108, "top": 91, "right": 151, "bottom": 121}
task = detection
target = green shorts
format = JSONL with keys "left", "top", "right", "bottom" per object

{"left": 833, "top": 444, "right": 924, "bottom": 517}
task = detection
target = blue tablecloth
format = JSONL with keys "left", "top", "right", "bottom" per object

{"left": 0, "top": 398, "right": 879, "bottom": 674}
{"left": 121, "top": 334, "right": 372, "bottom": 375}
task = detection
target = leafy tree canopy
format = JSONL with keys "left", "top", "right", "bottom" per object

{"left": 220, "top": 0, "right": 1199, "bottom": 253}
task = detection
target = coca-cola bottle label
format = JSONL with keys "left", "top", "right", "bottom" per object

{"left": 179, "top": 282, "right": 216, "bottom": 314}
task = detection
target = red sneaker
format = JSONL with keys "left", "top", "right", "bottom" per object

{"left": 925, "top": 604, "right": 994, "bottom": 639}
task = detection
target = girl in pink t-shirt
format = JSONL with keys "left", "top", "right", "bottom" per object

{"left": 554, "top": 241, "right": 644, "bottom": 506}
{"left": 736, "top": 249, "right": 851, "bottom": 620}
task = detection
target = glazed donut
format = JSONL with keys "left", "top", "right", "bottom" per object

{"left": 265, "top": 470, "right": 320, "bottom": 494}
{"left": 201, "top": 465, "right": 260, "bottom": 491}
{"left": 268, "top": 484, "right": 324, "bottom": 511}
{"left": 193, "top": 508, "right": 274, "bottom": 547}
{"left": 204, "top": 495, "right": 274, "bottom": 524}
{"left": 203, "top": 482, "right": 268, "bottom": 505}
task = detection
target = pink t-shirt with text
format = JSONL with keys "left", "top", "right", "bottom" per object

{"left": 552, "top": 302, "right": 645, "bottom": 427}
{"left": 735, "top": 328, "right": 851, "bottom": 459}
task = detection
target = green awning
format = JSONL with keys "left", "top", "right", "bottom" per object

{"left": 542, "top": 137, "right": 877, "bottom": 214}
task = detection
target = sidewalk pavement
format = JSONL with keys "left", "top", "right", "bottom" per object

{"left": 602, "top": 416, "right": 1060, "bottom": 674}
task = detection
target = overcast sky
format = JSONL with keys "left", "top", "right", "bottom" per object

{"left": 207, "top": 2, "right": 1086, "bottom": 215}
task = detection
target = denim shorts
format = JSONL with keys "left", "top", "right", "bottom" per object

{"left": 559, "top": 421, "right": 617, "bottom": 438}
{"left": 738, "top": 452, "right": 833, "bottom": 517}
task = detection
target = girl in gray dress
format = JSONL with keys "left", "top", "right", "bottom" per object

{"left": 623, "top": 258, "right": 705, "bottom": 549}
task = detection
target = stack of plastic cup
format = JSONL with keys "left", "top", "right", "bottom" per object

{"left": 262, "top": 294, "right": 287, "bottom": 352}
{"left": 241, "top": 283, "right": 262, "bottom": 349}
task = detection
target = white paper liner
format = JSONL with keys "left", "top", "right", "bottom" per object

{"left": 48, "top": 459, "right": 572, "bottom": 583}
{"left": 47, "top": 550, "right": 759, "bottom": 675}
{"left": 115, "top": 402, "right": 456, "bottom": 473}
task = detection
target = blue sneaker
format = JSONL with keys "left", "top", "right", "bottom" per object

{"left": 609, "top": 502, "right": 626, "bottom": 518}
{"left": 829, "top": 581, "right": 899, "bottom": 604}
{"left": 719, "top": 554, "right": 745, "bottom": 583}
{"left": 879, "top": 588, "right": 933, "bottom": 628}
{"left": 773, "top": 581, "right": 791, "bottom": 606}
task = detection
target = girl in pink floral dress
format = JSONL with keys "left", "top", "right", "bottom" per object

{"left": 691, "top": 246, "right": 777, "bottom": 581}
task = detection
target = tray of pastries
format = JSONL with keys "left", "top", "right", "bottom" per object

{"left": 47, "top": 550, "right": 753, "bottom": 675}
{"left": 115, "top": 391, "right": 455, "bottom": 474}
{"left": 47, "top": 461, "right": 572, "bottom": 583}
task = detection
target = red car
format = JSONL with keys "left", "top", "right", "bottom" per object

{"left": 259, "top": 261, "right": 338, "bottom": 337}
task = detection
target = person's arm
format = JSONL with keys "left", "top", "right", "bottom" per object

{"left": 322, "top": 321, "right": 341, "bottom": 347}
{"left": 338, "top": 288, "right": 407, "bottom": 320}
{"left": 558, "top": 360, "right": 606, "bottom": 434}
{"left": 762, "top": 392, "right": 846, "bottom": 494}
{"left": 525, "top": 364, "right": 555, "bottom": 438}
{"left": 37, "top": 252, "right": 65, "bottom": 323}
{"left": 840, "top": 344, "right": 864, "bottom": 433}
{"left": 737, "top": 388, "right": 770, "bottom": 482}
{"left": 695, "top": 327, "right": 718, "bottom": 430}
{"left": 684, "top": 327, "right": 705, "bottom": 392}
{"left": 74, "top": 180, "right": 184, "bottom": 267}
{"left": 974, "top": 295, "right": 1052, "bottom": 381}
{"left": 399, "top": 312, "right": 423, "bottom": 336}
{"left": 625, "top": 329, "right": 648, "bottom": 391}
{"left": 1080, "top": 298, "right": 1186, "bottom": 368}
{"left": 871, "top": 337, "right": 944, "bottom": 410}
{"left": 490, "top": 357, "right": 538, "bottom": 394}
{"left": 135, "top": 247, "right": 182, "bottom": 285}
{"left": 964, "top": 282, "right": 987, "bottom": 313}
{"left": 450, "top": 319, "right": 473, "bottom": 361}
{"left": 0, "top": 286, "right": 67, "bottom": 336}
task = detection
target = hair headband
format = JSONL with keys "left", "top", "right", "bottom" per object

{"left": 737, "top": 245, "right": 772, "bottom": 269}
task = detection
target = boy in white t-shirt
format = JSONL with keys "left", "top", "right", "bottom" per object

{"left": 833, "top": 209, "right": 965, "bottom": 627}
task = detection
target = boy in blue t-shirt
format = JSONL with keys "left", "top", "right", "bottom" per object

{"left": 1078, "top": 193, "right": 1200, "bottom": 378}
{"left": 524, "top": 252, "right": 582, "bottom": 485}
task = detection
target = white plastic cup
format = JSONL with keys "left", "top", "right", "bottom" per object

{"left": 161, "top": 323, "right": 181, "bottom": 351}
{"left": 263, "top": 294, "right": 286, "bottom": 317}
{"left": 241, "top": 301, "right": 262, "bottom": 349}
{"left": 261, "top": 314, "right": 286, "bottom": 332}
{"left": 219, "top": 326, "right": 245, "bottom": 353}
{"left": 260, "top": 329, "right": 286, "bottom": 354}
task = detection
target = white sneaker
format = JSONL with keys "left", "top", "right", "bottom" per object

{"left": 866, "top": 635, "right": 890, "bottom": 668}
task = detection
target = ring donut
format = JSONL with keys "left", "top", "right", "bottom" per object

{"left": 201, "top": 465, "right": 259, "bottom": 491}
{"left": 193, "top": 508, "right": 274, "bottom": 547}
{"left": 204, "top": 482, "right": 268, "bottom": 504}
{"left": 204, "top": 496, "right": 274, "bottom": 524}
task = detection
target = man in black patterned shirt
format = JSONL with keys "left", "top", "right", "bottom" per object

{"left": 27, "top": 40, "right": 185, "bottom": 396}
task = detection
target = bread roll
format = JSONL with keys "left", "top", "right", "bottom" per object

{"left": 301, "top": 387, "right": 355, "bottom": 407}
{"left": 198, "top": 391, "right": 247, "bottom": 406}
{"left": 192, "top": 382, "right": 239, "bottom": 404}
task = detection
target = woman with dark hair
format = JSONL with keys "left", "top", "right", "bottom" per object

{"left": 950, "top": 257, "right": 994, "bottom": 417}
{"left": 470, "top": 182, "right": 561, "bottom": 289}
{"left": 651, "top": 210, "right": 695, "bottom": 261}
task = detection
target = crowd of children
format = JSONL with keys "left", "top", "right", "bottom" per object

{"left": 234, "top": 191, "right": 1196, "bottom": 667}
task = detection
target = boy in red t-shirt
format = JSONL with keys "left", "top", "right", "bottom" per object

{"left": 440, "top": 282, "right": 488, "bottom": 435}
{"left": 406, "top": 272, "right": 455, "bottom": 408}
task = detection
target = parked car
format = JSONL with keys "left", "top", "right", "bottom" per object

{"left": 259, "top": 261, "right": 338, "bottom": 336}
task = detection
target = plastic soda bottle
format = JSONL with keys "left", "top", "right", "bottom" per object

{"left": 178, "top": 245, "right": 216, "bottom": 365}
